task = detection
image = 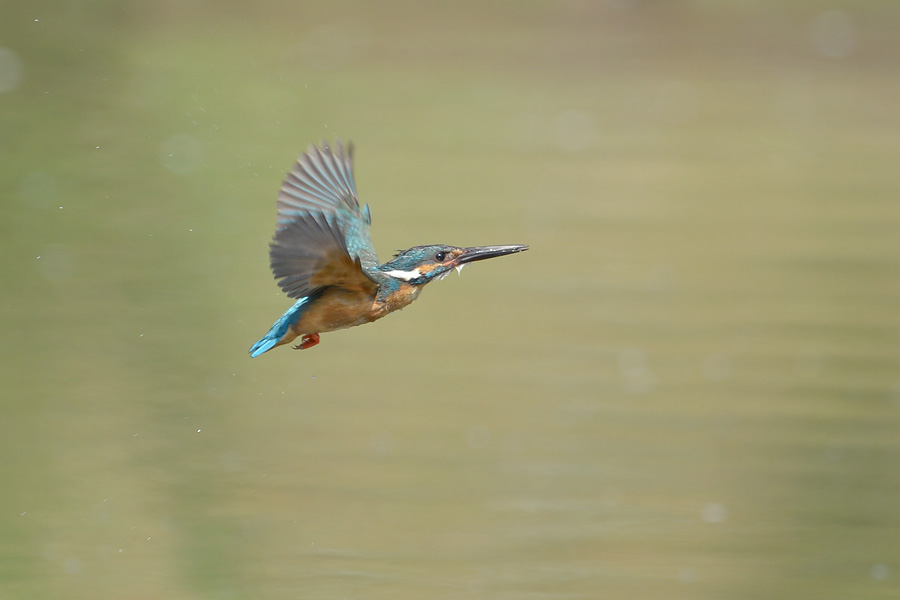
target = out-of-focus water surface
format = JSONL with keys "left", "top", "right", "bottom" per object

{"left": 2, "top": 1, "right": 899, "bottom": 598}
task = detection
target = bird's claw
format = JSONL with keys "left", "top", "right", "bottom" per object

{"left": 293, "top": 333, "right": 320, "bottom": 350}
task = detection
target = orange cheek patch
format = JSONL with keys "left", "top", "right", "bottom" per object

{"left": 415, "top": 263, "right": 437, "bottom": 276}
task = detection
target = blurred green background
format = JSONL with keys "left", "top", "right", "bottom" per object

{"left": 2, "top": 1, "right": 899, "bottom": 598}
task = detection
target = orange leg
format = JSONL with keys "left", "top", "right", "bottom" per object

{"left": 293, "top": 332, "right": 320, "bottom": 350}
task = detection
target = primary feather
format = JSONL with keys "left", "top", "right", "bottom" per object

{"left": 269, "top": 140, "right": 380, "bottom": 300}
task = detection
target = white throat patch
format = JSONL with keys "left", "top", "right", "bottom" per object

{"left": 384, "top": 268, "right": 422, "bottom": 281}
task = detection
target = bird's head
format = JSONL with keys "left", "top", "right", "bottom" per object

{"left": 379, "top": 244, "right": 528, "bottom": 286}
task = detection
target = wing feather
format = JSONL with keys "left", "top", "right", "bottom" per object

{"left": 269, "top": 139, "right": 379, "bottom": 300}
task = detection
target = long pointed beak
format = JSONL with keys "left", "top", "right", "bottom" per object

{"left": 455, "top": 244, "right": 529, "bottom": 265}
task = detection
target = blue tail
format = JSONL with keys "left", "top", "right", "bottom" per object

{"left": 249, "top": 298, "right": 310, "bottom": 357}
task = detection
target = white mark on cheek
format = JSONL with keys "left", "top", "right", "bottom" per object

{"left": 384, "top": 268, "right": 421, "bottom": 281}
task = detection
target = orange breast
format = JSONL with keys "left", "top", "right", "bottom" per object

{"left": 291, "top": 283, "right": 421, "bottom": 336}
{"left": 292, "top": 287, "right": 377, "bottom": 335}
{"left": 372, "top": 282, "right": 421, "bottom": 319}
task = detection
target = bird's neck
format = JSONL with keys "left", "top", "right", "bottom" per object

{"left": 372, "top": 278, "right": 422, "bottom": 317}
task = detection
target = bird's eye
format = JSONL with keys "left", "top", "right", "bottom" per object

{"left": 434, "top": 251, "right": 446, "bottom": 262}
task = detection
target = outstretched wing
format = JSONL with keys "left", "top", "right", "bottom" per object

{"left": 269, "top": 140, "right": 380, "bottom": 299}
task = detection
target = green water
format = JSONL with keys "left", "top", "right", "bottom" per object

{"left": 2, "top": 2, "right": 899, "bottom": 598}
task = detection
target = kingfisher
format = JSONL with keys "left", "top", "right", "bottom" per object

{"left": 249, "top": 139, "right": 528, "bottom": 357}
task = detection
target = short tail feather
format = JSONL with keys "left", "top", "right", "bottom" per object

{"left": 249, "top": 298, "right": 310, "bottom": 357}
{"left": 249, "top": 335, "right": 280, "bottom": 358}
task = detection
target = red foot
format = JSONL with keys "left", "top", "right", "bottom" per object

{"left": 293, "top": 333, "right": 320, "bottom": 350}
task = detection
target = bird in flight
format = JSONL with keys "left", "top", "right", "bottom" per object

{"left": 249, "top": 140, "right": 528, "bottom": 357}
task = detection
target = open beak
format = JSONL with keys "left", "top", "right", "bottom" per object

{"left": 455, "top": 244, "right": 529, "bottom": 265}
